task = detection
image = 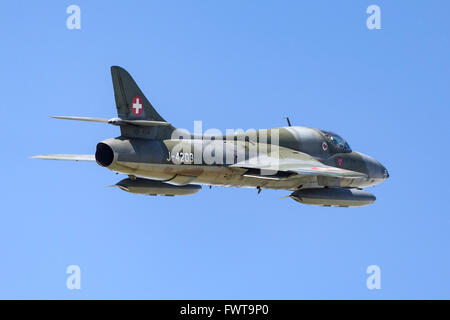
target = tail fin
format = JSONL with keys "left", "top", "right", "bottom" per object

{"left": 111, "top": 66, "right": 175, "bottom": 139}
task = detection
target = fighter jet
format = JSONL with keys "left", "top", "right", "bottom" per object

{"left": 33, "top": 66, "right": 389, "bottom": 207}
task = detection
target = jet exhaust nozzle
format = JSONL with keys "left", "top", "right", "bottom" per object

{"left": 95, "top": 142, "right": 115, "bottom": 167}
{"left": 95, "top": 138, "right": 168, "bottom": 169}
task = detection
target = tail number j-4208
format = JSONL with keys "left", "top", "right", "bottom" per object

{"left": 167, "top": 151, "right": 194, "bottom": 164}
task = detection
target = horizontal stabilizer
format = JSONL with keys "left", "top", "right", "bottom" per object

{"left": 51, "top": 116, "right": 170, "bottom": 127}
{"left": 31, "top": 154, "right": 95, "bottom": 162}
{"left": 51, "top": 116, "right": 109, "bottom": 123}
{"left": 118, "top": 119, "right": 171, "bottom": 126}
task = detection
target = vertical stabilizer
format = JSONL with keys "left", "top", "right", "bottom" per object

{"left": 110, "top": 66, "right": 175, "bottom": 139}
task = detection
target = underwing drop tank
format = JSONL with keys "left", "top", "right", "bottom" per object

{"left": 290, "top": 188, "right": 376, "bottom": 207}
{"left": 115, "top": 178, "right": 201, "bottom": 196}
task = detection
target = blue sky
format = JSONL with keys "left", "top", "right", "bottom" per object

{"left": 0, "top": 0, "right": 449, "bottom": 299}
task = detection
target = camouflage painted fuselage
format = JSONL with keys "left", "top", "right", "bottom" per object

{"left": 34, "top": 66, "right": 389, "bottom": 207}
{"left": 96, "top": 125, "right": 388, "bottom": 191}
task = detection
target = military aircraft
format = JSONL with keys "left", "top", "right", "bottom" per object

{"left": 33, "top": 66, "right": 389, "bottom": 207}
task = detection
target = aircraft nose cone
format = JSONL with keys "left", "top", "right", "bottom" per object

{"left": 359, "top": 153, "right": 388, "bottom": 180}
{"left": 383, "top": 166, "right": 389, "bottom": 179}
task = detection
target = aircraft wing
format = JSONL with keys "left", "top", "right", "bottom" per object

{"left": 289, "top": 165, "right": 366, "bottom": 178}
{"left": 231, "top": 149, "right": 367, "bottom": 179}
{"left": 31, "top": 154, "right": 95, "bottom": 162}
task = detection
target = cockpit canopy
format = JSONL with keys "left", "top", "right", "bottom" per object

{"left": 321, "top": 130, "right": 352, "bottom": 153}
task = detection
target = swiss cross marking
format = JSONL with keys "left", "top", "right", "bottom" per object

{"left": 132, "top": 96, "right": 143, "bottom": 116}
